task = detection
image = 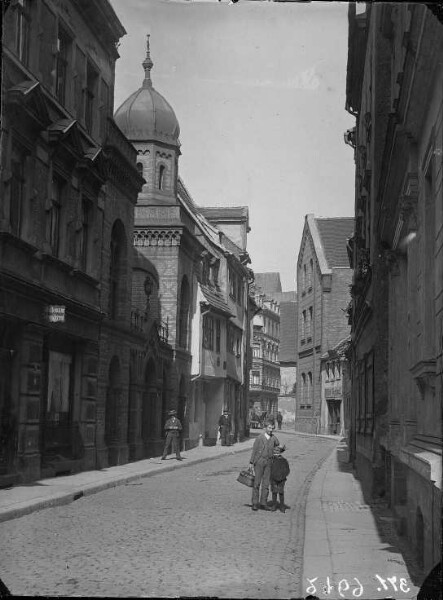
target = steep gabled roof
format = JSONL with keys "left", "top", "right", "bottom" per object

{"left": 315, "top": 217, "right": 355, "bottom": 268}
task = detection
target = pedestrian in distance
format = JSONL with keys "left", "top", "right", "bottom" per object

{"left": 248, "top": 419, "right": 280, "bottom": 511}
{"left": 276, "top": 411, "right": 283, "bottom": 430}
{"left": 161, "top": 409, "right": 183, "bottom": 461}
{"left": 218, "top": 409, "right": 231, "bottom": 446}
{"left": 270, "top": 444, "right": 290, "bottom": 512}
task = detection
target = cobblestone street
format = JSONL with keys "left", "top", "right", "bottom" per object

{"left": 0, "top": 433, "right": 335, "bottom": 598}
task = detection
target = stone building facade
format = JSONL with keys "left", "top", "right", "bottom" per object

{"left": 345, "top": 2, "right": 442, "bottom": 571}
{"left": 250, "top": 273, "right": 297, "bottom": 423}
{"left": 247, "top": 273, "right": 281, "bottom": 422}
{"left": 0, "top": 0, "right": 145, "bottom": 483}
{"left": 295, "top": 215, "right": 354, "bottom": 434}
{"left": 249, "top": 294, "right": 281, "bottom": 421}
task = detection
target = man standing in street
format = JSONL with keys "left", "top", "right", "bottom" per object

{"left": 249, "top": 419, "right": 280, "bottom": 511}
{"left": 161, "top": 409, "right": 183, "bottom": 461}
{"left": 277, "top": 411, "right": 283, "bottom": 430}
{"left": 218, "top": 409, "right": 231, "bottom": 446}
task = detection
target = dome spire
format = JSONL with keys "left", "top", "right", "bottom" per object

{"left": 142, "top": 34, "right": 153, "bottom": 88}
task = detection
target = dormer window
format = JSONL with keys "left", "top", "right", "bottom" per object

{"left": 158, "top": 165, "right": 165, "bottom": 190}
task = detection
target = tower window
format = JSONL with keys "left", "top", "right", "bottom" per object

{"left": 158, "top": 165, "right": 165, "bottom": 190}
{"left": 136, "top": 162, "right": 143, "bottom": 177}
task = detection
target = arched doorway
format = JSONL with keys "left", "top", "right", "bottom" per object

{"left": 105, "top": 356, "right": 121, "bottom": 466}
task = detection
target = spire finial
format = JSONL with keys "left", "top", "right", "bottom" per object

{"left": 142, "top": 34, "right": 153, "bottom": 88}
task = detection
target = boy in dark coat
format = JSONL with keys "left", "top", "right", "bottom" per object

{"left": 270, "top": 444, "right": 290, "bottom": 512}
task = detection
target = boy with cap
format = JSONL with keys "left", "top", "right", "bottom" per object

{"left": 270, "top": 444, "right": 290, "bottom": 512}
{"left": 161, "top": 409, "right": 183, "bottom": 461}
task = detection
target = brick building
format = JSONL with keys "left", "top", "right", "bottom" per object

{"left": 114, "top": 41, "right": 253, "bottom": 450}
{"left": 0, "top": 0, "right": 144, "bottom": 483}
{"left": 295, "top": 215, "right": 354, "bottom": 434}
{"left": 345, "top": 2, "right": 442, "bottom": 571}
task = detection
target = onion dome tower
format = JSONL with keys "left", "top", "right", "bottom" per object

{"left": 114, "top": 35, "right": 181, "bottom": 205}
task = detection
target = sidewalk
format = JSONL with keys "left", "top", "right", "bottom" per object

{"left": 0, "top": 439, "right": 255, "bottom": 524}
{"left": 303, "top": 438, "right": 423, "bottom": 600}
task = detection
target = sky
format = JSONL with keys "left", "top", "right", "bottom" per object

{"left": 109, "top": 0, "right": 356, "bottom": 291}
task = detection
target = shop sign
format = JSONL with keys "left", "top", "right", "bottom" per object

{"left": 45, "top": 305, "right": 66, "bottom": 323}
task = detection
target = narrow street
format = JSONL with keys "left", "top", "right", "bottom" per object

{"left": 0, "top": 432, "right": 336, "bottom": 598}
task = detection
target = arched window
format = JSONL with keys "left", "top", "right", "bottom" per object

{"left": 158, "top": 164, "right": 165, "bottom": 190}
{"left": 301, "top": 373, "right": 306, "bottom": 405}
{"left": 136, "top": 162, "right": 143, "bottom": 177}
{"left": 109, "top": 220, "right": 126, "bottom": 320}
{"left": 178, "top": 276, "right": 190, "bottom": 349}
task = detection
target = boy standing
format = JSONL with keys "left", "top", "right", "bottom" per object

{"left": 270, "top": 445, "right": 290, "bottom": 512}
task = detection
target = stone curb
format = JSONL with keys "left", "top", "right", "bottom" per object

{"left": 0, "top": 442, "right": 254, "bottom": 524}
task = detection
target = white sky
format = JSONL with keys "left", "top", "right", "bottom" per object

{"left": 109, "top": 0, "right": 356, "bottom": 291}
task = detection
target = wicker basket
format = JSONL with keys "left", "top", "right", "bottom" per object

{"left": 237, "top": 469, "right": 255, "bottom": 488}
